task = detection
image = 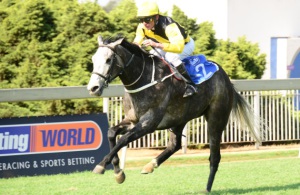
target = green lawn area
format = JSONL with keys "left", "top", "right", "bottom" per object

{"left": 1, "top": 150, "right": 299, "bottom": 195}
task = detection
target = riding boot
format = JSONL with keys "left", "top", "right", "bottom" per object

{"left": 176, "top": 63, "right": 198, "bottom": 97}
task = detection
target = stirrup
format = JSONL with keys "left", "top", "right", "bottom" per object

{"left": 183, "top": 84, "right": 198, "bottom": 98}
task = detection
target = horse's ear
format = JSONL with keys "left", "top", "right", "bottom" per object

{"left": 97, "top": 36, "right": 104, "bottom": 45}
{"left": 110, "top": 37, "right": 125, "bottom": 48}
{"left": 116, "top": 37, "right": 125, "bottom": 45}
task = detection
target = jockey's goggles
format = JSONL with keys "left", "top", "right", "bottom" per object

{"left": 139, "top": 16, "right": 154, "bottom": 24}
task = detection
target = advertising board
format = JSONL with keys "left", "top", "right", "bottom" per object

{"left": 0, "top": 113, "right": 109, "bottom": 178}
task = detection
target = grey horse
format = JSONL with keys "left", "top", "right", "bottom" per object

{"left": 87, "top": 35, "right": 261, "bottom": 192}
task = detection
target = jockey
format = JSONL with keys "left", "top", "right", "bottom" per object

{"left": 133, "top": 1, "right": 197, "bottom": 98}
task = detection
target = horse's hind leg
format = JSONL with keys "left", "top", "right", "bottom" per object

{"left": 205, "top": 106, "right": 231, "bottom": 192}
{"left": 141, "top": 124, "right": 185, "bottom": 174}
{"left": 206, "top": 126, "right": 223, "bottom": 192}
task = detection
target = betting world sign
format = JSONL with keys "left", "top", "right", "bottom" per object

{"left": 0, "top": 113, "right": 109, "bottom": 178}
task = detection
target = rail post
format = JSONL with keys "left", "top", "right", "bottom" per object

{"left": 254, "top": 91, "right": 261, "bottom": 149}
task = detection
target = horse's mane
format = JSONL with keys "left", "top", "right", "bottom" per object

{"left": 102, "top": 35, "right": 151, "bottom": 58}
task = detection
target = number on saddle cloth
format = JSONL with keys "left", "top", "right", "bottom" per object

{"left": 182, "top": 54, "right": 219, "bottom": 85}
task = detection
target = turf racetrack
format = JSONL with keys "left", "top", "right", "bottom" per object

{"left": 1, "top": 149, "right": 299, "bottom": 194}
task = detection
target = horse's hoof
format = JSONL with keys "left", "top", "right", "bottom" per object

{"left": 115, "top": 170, "right": 126, "bottom": 184}
{"left": 200, "top": 190, "right": 210, "bottom": 194}
{"left": 141, "top": 162, "right": 154, "bottom": 174}
{"left": 92, "top": 165, "right": 105, "bottom": 174}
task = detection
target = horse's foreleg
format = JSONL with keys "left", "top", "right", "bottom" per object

{"left": 98, "top": 128, "right": 152, "bottom": 167}
{"left": 96, "top": 128, "right": 154, "bottom": 180}
{"left": 96, "top": 109, "right": 163, "bottom": 181}
{"left": 101, "top": 107, "right": 164, "bottom": 163}
{"left": 93, "top": 119, "right": 131, "bottom": 180}
{"left": 141, "top": 125, "right": 184, "bottom": 174}
{"left": 108, "top": 127, "right": 122, "bottom": 174}
{"left": 94, "top": 81, "right": 170, "bottom": 181}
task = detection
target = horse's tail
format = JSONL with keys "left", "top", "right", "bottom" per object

{"left": 231, "top": 86, "right": 263, "bottom": 144}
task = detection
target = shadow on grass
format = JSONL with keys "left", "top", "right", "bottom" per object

{"left": 180, "top": 182, "right": 300, "bottom": 194}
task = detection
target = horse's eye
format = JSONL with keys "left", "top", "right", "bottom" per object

{"left": 106, "top": 58, "right": 112, "bottom": 64}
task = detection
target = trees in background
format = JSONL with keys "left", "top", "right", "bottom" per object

{"left": 0, "top": 0, "right": 266, "bottom": 117}
{"left": 0, "top": 0, "right": 111, "bottom": 117}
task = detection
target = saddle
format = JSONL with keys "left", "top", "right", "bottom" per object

{"left": 161, "top": 54, "right": 219, "bottom": 85}
{"left": 182, "top": 54, "right": 219, "bottom": 85}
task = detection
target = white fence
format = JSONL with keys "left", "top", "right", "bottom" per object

{"left": 107, "top": 90, "right": 300, "bottom": 149}
{"left": 1, "top": 79, "right": 300, "bottom": 149}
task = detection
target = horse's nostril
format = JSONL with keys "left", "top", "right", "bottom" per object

{"left": 91, "top": 86, "right": 99, "bottom": 92}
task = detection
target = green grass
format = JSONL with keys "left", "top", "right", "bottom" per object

{"left": 0, "top": 150, "right": 299, "bottom": 195}
{"left": 125, "top": 150, "right": 298, "bottom": 168}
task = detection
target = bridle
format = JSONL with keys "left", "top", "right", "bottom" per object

{"left": 91, "top": 42, "right": 174, "bottom": 94}
{"left": 91, "top": 44, "right": 136, "bottom": 88}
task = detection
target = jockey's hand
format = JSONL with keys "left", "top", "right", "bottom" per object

{"left": 142, "top": 39, "right": 159, "bottom": 48}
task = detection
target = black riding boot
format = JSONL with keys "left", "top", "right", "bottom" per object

{"left": 176, "top": 63, "right": 197, "bottom": 97}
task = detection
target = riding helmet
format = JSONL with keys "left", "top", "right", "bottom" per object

{"left": 137, "top": 2, "right": 159, "bottom": 17}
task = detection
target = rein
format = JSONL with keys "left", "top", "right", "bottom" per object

{"left": 124, "top": 54, "right": 145, "bottom": 87}
{"left": 125, "top": 56, "right": 176, "bottom": 94}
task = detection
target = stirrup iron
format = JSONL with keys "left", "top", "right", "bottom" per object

{"left": 183, "top": 84, "right": 197, "bottom": 97}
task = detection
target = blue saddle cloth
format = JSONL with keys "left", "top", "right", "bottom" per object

{"left": 182, "top": 54, "right": 219, "bottom": 85}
